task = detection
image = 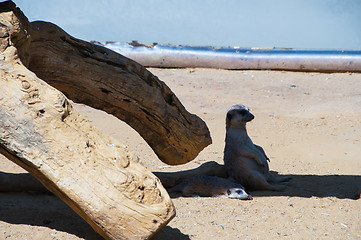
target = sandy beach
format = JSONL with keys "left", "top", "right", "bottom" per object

{"left": 1, "top": 68, "right": 360, "bottom": 239}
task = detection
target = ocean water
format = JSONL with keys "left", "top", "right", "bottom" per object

{"left": 12, "top": 0, "right": 361, "bottom": 49}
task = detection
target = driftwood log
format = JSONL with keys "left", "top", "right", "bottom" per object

{"left": 0, "top": 2, "right": 176, "bottom": 239}
{"left": 26, "top": 20, "right": 211, "bottom": 166}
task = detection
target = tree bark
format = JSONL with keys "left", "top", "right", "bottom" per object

{"left": 0, "top": 2, "right": 175, "bottom": 239}
{"left": 26, "top": 21, "right": 211, "bottom": 166}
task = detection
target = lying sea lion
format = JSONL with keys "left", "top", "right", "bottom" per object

{"left": 168, "top": 175, "right": 252, "bottom": 200}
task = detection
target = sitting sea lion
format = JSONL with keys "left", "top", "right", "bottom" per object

{"left": 223, "top": 104, "right": 290, "bottom": 191}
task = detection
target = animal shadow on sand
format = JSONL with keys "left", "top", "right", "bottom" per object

{"left": 250, "top": 171, "right": 361, "bottom": 200}
{"left": 157, "top": 167, "right": 360, "bottom": 200}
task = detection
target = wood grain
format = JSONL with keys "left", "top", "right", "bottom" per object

{"left": 27, "top": 21, "right": 211, "bottom": 165}
{"left": 0, "top": 2, "right": 175, "bottom": 239}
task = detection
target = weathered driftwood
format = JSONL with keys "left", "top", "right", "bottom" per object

{"left": 0, "top": 2, "right": 175, "bottom": 239}
{"left": 26, "top": 21, "right": 211, "bottom": 166}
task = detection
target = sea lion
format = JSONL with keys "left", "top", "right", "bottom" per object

{"left": 223, "top": 104, "right": 290, "bottom": 191}
{"left": 168, "top": 175, "right": 252, "bottom": 200}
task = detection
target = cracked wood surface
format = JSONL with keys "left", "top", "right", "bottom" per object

{"left": 27, "top": 21, "right": 211, "bottom": 166}
{"left": 0, "top": 2, "right": 175, "bottom": 239}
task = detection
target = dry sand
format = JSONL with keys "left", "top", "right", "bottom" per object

{"left": 1, "top": 68, "right": 360, "bottom": 239}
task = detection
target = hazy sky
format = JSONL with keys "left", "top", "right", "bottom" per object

{"left": 12, "top": 0, "right": 361, "bottom": 49}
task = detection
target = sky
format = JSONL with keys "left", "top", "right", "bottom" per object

{"left": 11, "top": 0, "right": 361, "bottom": 49}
